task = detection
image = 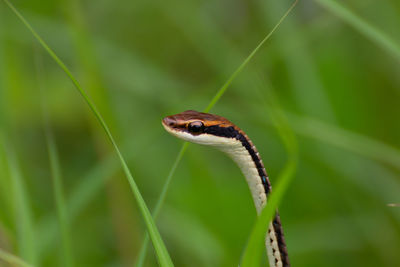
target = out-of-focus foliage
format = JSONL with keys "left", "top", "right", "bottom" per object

{"left": 0, "top": 0, "right": 399, "bottom": 266}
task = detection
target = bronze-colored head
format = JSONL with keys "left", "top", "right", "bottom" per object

{"left": 162, "top": 110, "right": 243, "bottom": 146}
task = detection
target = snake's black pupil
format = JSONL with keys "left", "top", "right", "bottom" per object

{"left": 188, "top": 121, "right": 204, "bottom": 133}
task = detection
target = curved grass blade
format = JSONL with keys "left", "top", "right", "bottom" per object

{"left": 314, "top": 0, "right": 400, "bottom": 60}
{"left": 241, "top": 157, "right": 297, "bottom": 267}
{"left": 135, "top": 143, "right": 189, "bottom": 266}
{"left": 0, "top": 248, "right": 34, "bottom": 267}
{"left": 2, "top": 1, "right": 173, "bottom": 265}
{"left": 203, "top": 0, "right": 298, "bottom": 113}
{"left": 134, "top": 1, "right": 298, "bottom": 265}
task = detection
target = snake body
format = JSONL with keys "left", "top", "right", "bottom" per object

{"left": 162, "top": 110, "right": 289, "bottom": 267}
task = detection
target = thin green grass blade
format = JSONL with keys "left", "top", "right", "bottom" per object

{"left": 2, "top": 143, "right": 36, "bottom": 265}
{"left": 314, "top": 0, "right": 400, "bottom": 60}
{"left": 0, "top": 248, "right": 34, "bottom": 267}
{"left": 134, "top": 2, "right": 298, "bottom": 265}
{"left": 203, "top": 0, "right": 298, "bottom": 113}
{"left": 2, "top": 1, "right": 173, "bottom": 265}
{"left": 241, "top": 157, "right": 297, "bottom": 267}
{"left": 45, "top": 132, "right": 74, "bottom": 267}
{"left": 135, "top": 143, "right": 189, "bottom": 266}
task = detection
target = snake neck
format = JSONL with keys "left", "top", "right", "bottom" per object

{"left": 216, "top": 137, "right": 290, "bottom": 267}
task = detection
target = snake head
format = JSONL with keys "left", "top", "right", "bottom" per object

{"left": 162, "top": 110, "right": 241, "bottom": 146}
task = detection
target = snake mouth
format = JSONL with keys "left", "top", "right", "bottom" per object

{"left": 162, "top": 116, "right": 185, "bottom": 137}
{"left": 162, "top": 116, "right": 176, "bottom": 128}
{"left": 162, "top": 116, "right": 180, "bottom": 133}
{"left": 162, "top": 115, "right": 191, "bottom": 132}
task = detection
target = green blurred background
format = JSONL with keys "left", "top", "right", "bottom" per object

{"left": 1, "top": 0, "right": 400, "bottom": 266}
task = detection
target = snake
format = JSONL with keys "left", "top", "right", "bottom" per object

{"left": 162, "top": 110, "right": 289, "bottom": 267}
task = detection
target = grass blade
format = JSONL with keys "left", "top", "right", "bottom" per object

{"left": 2, "top": 1, "right": 173, "bottom": 265}
{"left": 203, "top": 0, "right": 298, "bottom": 113}
{"left": 135, "top": 143, "right": 189, "bottom": 266}
{"left": 134, "top": 2, "right": 298, "bottom": 265}
{"left": 60, "top": 0, "right": 138, "bottom": 260}
{"left": 314, "top": 0, "right": 400, "bottom": 60}
{"left": 0, "top": 248, "right": 34, "bottom": 267}
{"left": 241, "top": 157, "right": 297, "bottom": 267}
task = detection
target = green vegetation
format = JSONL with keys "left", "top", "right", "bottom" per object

{"left": 0, "top": 0, "right": 399, "bottom": 266}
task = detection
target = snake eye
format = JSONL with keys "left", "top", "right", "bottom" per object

{"left": 188, "top": 121, "right": 204, "bottom": 134}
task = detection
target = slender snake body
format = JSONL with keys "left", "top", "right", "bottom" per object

{"left": 162, "top": 110, "right": 289, "bottom": 267}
